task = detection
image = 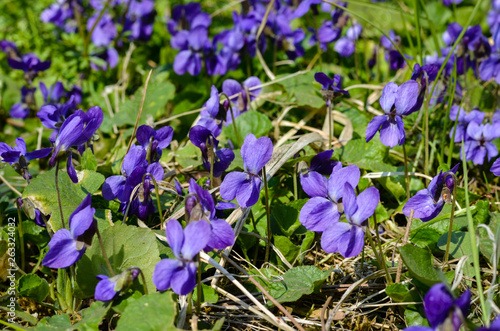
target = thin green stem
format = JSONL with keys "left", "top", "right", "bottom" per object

{"left": 145, "top": 173, "right": 163, "bottom": 223}
{"left": 209, "top": 137, "right": 215, "bottom": 189}
{"left": 220, "top": 93, "right": 242, "bottom": 146}
{"left": 83, "top": 2, "right": 109, "bottom": 58}
{"left": 293, "top": 165, "right": 298, "bottom": 201}
{"left": 0, "top": 319, "right": 26, "bottom": 331}
{"left": 16, "top": 201, "right": 25, "bottom": 271}
{"left": 373, "top": 213, "right": 392, "bottom": 285}
{"left": 403, "top": 143, "right": 410, "bottom": 200}
{"left": 138, "top": 269, "right": 149, "bottom": 295}
{"left": 263, "top": 167, "right": 272, "bottom": 263}
{"left": 443, "top": 173, "right": 457, "bottom": 267}
{"left": 328, "top": 99, "right": 333, "bottom": 150}
{"left": 366, "top": 222, "right": 392, "bottom": 284}
{"left": 441, "top": 61, "right": 458, "bottom": 165}
{"left": 462, "top": 141, "right": 487, "bottom": 324}
{"left": 196, "top": 253, "right": 202, "bottom": 316}
{"left": 55, "top": 160, "right": 66, "bottom": 229}
{"left": 96, "top": 227, "right": 115, "bottom": 276}
{"left": 413, "top": 0, "right": 422, "bottom": 63}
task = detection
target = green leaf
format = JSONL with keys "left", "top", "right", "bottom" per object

{"left": 192, "top": 284, "right": 219, "bottom": 304}
{"left": 479, "top": 213, "right": 500, "bottom": 264}
{"left": 437, "top": 231, "right": 473, "bottom": 259}
{"left": 17, "top": 274, "right": 49, "bottom": 302}
{"left": 74, "top": 224, "right": 160, "bottom": 299}
{"left": 298, "top": 231, "right": 315, "bottom": 264}
{"left": 221, "top": 111, "right": 273, "bottom": 148}
{"left": 410, "top": 228, "right": 442, "bottom": 252}
{"left": 112, "top": 81, "right": 175, "bottom": 129}
{"left": 272, "top": 199, "right": 307, "bottom": 236}
{"left": 274, "top": 236, "right": 300, "bottom": 264}
{"left": 335, "top": 138, "right": 396, "bottom": 172}
{"left": 73, "top": 301, "right": 111, "bottom": 331}
{"left": 35, "top": 314, "right": 72, "bottom": 330}
{"left": 23, "top": 169, "right": 105, "bottom": 231}
{"left": 385, "top": 283, "right": 409, "bottom": 303}
{"left": 116, "top": 292, "right": 177, "bottom": 331}
{"left": 22, "top": 220, "right": 50, "bottom": 246}
{"left": 399, "top": 244, "right": 447, "bottom": 287}
{"left": 268, "top": 266, "right": 330, "bottom": 303}
{"left": 81, "top": 149, "right": 97, "bottom": 171}
{"left": 404, "top": 304, "right": 429, "bottom": 328}
{"left": 277, "top": 71, "right": 325, "bottom": 109}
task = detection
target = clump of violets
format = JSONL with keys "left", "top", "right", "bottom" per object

{"left": 299, "top": 162, "right": 379, "bottom": 258}
{"left": 10, "top": 86, "right": 36, "bottom": 119}
{"left": 102, "top": 125, "right": 173, "bottom": 220}
{"left": 220, "top": 133, "right": 273, "bottom": 208}
{"left": 0, "top": 138, "right": 52, "bottom": 182}
{"left": 404, "top": 283, "right": 470, "bottom": 331}
{"left": 403, "top": 165, "right": 459, "bottom": 222}
{"left": 153, "top": 219, "right": 210, "bottom": 295}
{"left": 380, "top": 30, "right": 407, "bottom": 70}
{"left": 365, "top": 80, "right": 419, "bottom": 147}
{"left": 42, "top": 194, "right": 96, "bottom": 269}
{"left": 95, "top": 267, "right": 141, "bottom": 302}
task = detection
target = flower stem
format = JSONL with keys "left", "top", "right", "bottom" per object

{"left": 328, "top": 98, "right": 333, "bottom": 150}
{"left": 293, "top": 164, "right": 298, "bottom": 201}
{"left": 396, "top": 209, "right": 414, "bottom": 283}
{"left": 196, "top": 253, "right": 202, "bottom": 316}
{"left": 145, "top": 173, "right": 163, "bottom": 224}
{"left": 443, "top": 173, "right": 458, "bottom": 267}
{"left": 55, "top": 160, "right": 66, "bottom": 229}
{"left": 374, "top": 213, "right": 392, "bottom": 284}
{"left": 403, "top": 143, "right": 410, "bottom": 200}
{"left": 220, "top": 93, "right": 241, "bottom": 146}
{"left": 366, "top": 221, "right": 392, "bottom": 284}
{"left": 138, "top": 269, "right": 149, "bottom": 295}
{"left": 263, "top": 167, "right": 272, "bottom": 263}
{"left": 96, "top": 227, "right": 115, "bottom": 276}
{"left": 16, "top": 201, "right": 25, "bottom": 271}
{"left": 462, "top": 145, "right": 487, "bottom": 324}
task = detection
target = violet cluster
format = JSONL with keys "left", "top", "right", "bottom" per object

{"left": 102, "top": 125, "right": 173, "bottom": 219}
{"left": 299, "top": 156, "right": 380, "bottom": 258}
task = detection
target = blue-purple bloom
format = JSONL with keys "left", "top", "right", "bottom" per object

{"left": 222, "top": 77, "right": 262, "bottom": 122}
{"left": 404, "top": 283, "right": 470, "bottom": 331}
{"left": 196, "top": 86, "right": 224, "bottom": 137}
{"left": 299, "top": 163, "right": 360, "bottom": 232}
{"left": 403, "top": 165, "right": 459, "bottom": 222}
{"left": 90, "top": 47, "right": 119, "bottom": 71}
{"left": 42, "top": 194, "right": 96, "bottom": 269}
{"left": 123, "top": 0, "right": 156, "bottom": 41}
{"left": 10, "top": 86, "right": 36, "bottom": 119}
{"left": 136, "top": 125, "right": 174, "bottom": 163}
{"left": 448, "top": 106, "right": 484, "bottom": 143}
{"left": 41, "top": 0, "right": 78, "bottom": 33}
{"left": 95, "top": 267, "right": 141, "bottom": 301}
{"left": 153, "top": 219, "right": 211, "bottom": 295}
{"left": 87, "top": 13, "right": 117, "bottom": 47}
{"left": 334, "top": 23, "right": 362, "bottom": 57}
{"left": 321, "top": 183, "right": 379, "bottom": 258}
{"left": 0, "top": 137, "right": 52, "bottom": 181}
{"left": 220, "top": 134, "right": 273, "bottom": 208}
{"left": 49, "top": 106, "right": 103, "bottom": 183}
{"left": 365, "top": 81, "right": 419, "bottom": 147}
{"left": 189, "top": 126, "right": 235, "bottom": 177}
{"left": 314, "top": 72, "right": 350, "bottom": 103}
{"left": 493, "top": 158, "right": 500, "bottom": 176}
{"left": 187, "top": 179, "right": 235, "bottom": 251}
{"left": 463, "top": 122, "right": 500, "bottom": 165}
{"left": 173, "top": 27, "right": 209, "bottom": 76}
{"left": 380, "top": 30, "right": 407, "bottom": 70}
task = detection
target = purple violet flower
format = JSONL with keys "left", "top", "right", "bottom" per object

{"left": 123, "top": 0, "right": 156, "bottom": 41}
{"left": 189, "top": 126, "right": 235, "bottom": 177}
{"left": 197, "top": 86, "right": 224, "bottom": 137}
{"left": 90, "top": 47, "right": 119, "bottom": 71}
{"left": 222, "top": 77, "right": 262, "bottom": 123}
{"left": 42, "top": 194, "right": 96, "bottom": 269}
{"left": 403, "top": 164, "right": 459, "bottom": 222}
{"left": 167, "top": 3, "right": 211, "bottom": 35}
{"left": 493, "top": 158, "right": 500, "bottom": 176}
{"left": 126, "top": 162, "right": 164, "bottom": 219}
{"left": 220, "top": 133, "right": 273, "bottom": 208}
{"left": 0, "top": 40, "right": 20, "bottom": 59}
{"left": 463, "top": 122, "right": 500, "bottom": 165}
{"left": 95, "top": 267, "right": 141, "bottom": 301}
{"left": 299, "top": 163, "right": 360, "bottom": 232}
{"left": 8, "top": 53, "right": 51, "bottom": 83}
{"left": 153, "top": 219, "right": 211, "bottom": 295}
{"left": 187, "top": 179, "right": 235, "bottom": 251}
{"left": 10, "top": 86, "right": 36, "bottom": 119}
{"left": 173, "top": 26, "right": 209, "bottom": 76}
{"left": 321, "top": 183, "right": 379, "bottom": 258}
{"left": 87, "top": 13, "right": 117, "bottom": 47}
{"left": 314, "top": 72, "right": 350, "bottom": 103}
{"left": 448, "top": 106, "right": 485, "bottom": 143}
{"left": 334, "top": 23, "right": 362, "bottom": 57}
{"left": 136, "top": 125, "right": 174, "bottom": 163}
{"left": 476, "top": 316, "right": 500, "bottom": 331}
{"left": 49, "top": 106, "right": 103, "bottom": 183}
{"left": 365, "top": 81, "right": 419, "bottom": 147}
{"left": 0, "top": 137, "right": 52, "bottom": 181}
{"left": 404, "top": 283, "right": 470, "bottom": 331}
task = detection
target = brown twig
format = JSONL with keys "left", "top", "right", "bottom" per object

{"left": 220, "top": 252, "right": 306, "bottom": 331}
{"left": 321, "top": 296, "right": 333, "bottom": 331}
